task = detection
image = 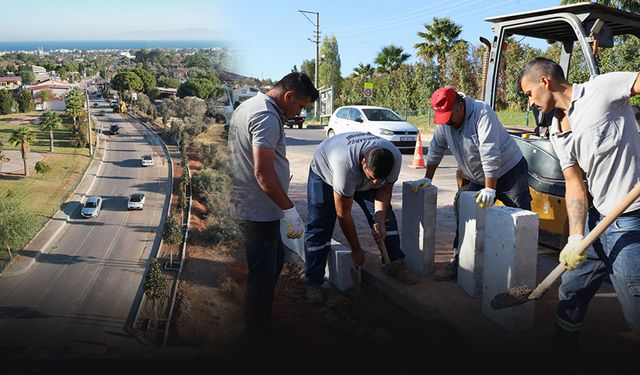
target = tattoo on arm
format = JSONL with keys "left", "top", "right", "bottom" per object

{"left": 567, "top": 197, "right": 587, "bottom": 231}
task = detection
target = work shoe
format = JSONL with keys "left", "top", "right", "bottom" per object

{"left": 434, "top": 257, "right": 458, "bottom": 281}
{"left": 390, "top": 261, "right": 419, "bottom": 285}
{"left": 305, "top": 285, "right": 324, "bottom": 304}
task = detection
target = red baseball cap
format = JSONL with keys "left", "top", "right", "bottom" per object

{"left": 430, "top": 87, "right": 457, "bottom": 125}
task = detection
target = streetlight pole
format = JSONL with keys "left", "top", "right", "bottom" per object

{"left": 298, "top": 9, "right": 320, "bottom": 121}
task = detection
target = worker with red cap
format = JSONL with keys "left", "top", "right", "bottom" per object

{"left": 408, "top": 87, "right": 532, "bottom": 281}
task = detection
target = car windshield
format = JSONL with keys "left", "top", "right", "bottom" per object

{"left": 143, "top": 155, "right": 152, "bottom": 160}
{"left": 85, "top": 201, "right": 97, "bottom": 208}
{"left": 130, "top": 194, "right": 144, "bottom": 202}
{"left": 362, "top": 109, "right": 404, "bottom": 122}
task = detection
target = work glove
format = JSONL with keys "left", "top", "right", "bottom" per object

{"left": 408, "top": 178, "right": 432, "bottom": 193}
{"left": 474, "top": 188, "right": 496, "bottom": 208}
{"left": 559, "top": 234, "right": 586, "bottom": 271}
{"left": 283, "top": 207, "right": 304, "bottom": 239}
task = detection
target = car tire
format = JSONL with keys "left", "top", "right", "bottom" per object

{"left": 327, "top": 129, "right": 335, "bottom": 137}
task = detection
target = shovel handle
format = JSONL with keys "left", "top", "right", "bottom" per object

{"left": 373, "top": 223, "right": 391, "bottom": 263}
{"left": 529, "top": 182, "right": 640, "bottom": 300}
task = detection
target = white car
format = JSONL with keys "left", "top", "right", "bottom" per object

{"left": 127, "top": 193, "right": 146, "bottom": 210}
{"left": 141, "top": 155, "right": 154, "bottom": 167}
{"left": 326, "top": 106, "right": 419, "bottom": 153}
{"left": 81, "top": 196, "right": 102, "bottom": 218}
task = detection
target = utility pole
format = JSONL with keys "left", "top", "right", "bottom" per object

{"left": 298, "top": 9, "right": 320, "bottom": 121}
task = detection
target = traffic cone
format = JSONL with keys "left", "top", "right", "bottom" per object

{"left": 409, "top": 132, "right": 426, "bottom": 169}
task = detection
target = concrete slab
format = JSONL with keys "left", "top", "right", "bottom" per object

{"left": 482, "top": 207, "right": 539, "bottom": 331}
{"left": 457, "top": 191, "right": 486, "bottom": 296}
{"left": 401, "top": 182, "right": 437, "bottom": 276}
{"left": 326, "top": 241, "right": 355, "bottom": 291}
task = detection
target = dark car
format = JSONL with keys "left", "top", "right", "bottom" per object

{"left": 286, "top": 116, "right": 305, "bottom": 129}
{"left": 110, "top": 124, "right": 120, "bottom": 135}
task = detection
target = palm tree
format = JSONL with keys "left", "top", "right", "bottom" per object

{"left": 374, "top": 45, "right": 410, "bottom": 73}
{"left": 9, "top": 127, "right": 36, "bottom": 176}
{"left": 353, "top": 63, "right": 375, "bottom": 79}
{"left": 560, "top": 0, "right": 640, "bottom": 14}
{"left": 39, "top": 110, "right": 62, "bottom": 152}
{"left": 414, "top": 17, "right": 462, "bottom": 83}
{"left": 64, "top": 88, "right": 85, "bottom": 128}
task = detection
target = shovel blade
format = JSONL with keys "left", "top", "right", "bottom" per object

{"left": 490, "top": 286, "right": 533, "bottom": 310}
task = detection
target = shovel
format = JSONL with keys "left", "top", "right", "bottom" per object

{"left": 373, "top": 223, "right": 403, "bottom": 275}
{"left": 491, "top": 182, "right": 640, "bottom": 310}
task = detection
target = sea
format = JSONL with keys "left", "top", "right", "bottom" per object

{"left": 0, "top": 40, "right": 227, "bottom": 52}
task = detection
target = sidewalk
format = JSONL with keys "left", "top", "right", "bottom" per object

{"left": 0, "top": 137, "right": 106, "bottom": 277}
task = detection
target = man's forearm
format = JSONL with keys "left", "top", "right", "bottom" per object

{"left": 374, "top": 185, "right": 392, "bottom": 224}
{"left": 337, "top": 214, "right": 362, "bottom": 252}
{"left": 565, "top": 179, "right": 588, "bottom": 236}
{"left": 484, "top": 177, "right": 497, "bottom": 190}
{"left": 425, "top": 164, "right": 438, "bottom": 180}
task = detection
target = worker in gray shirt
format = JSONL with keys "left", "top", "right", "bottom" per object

{"left": 304, "top": 132, "right": 419, "bottom": 303}
{"left": 229, "top": 72, "right": 318, "bottom": 339}
{"left": 520, "top": 57, "right": 640, "bottom": 354}
{"left": 410, "top": 86, "right": 532, "bottom": 281}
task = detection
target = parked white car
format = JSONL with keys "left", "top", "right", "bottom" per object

{"left": 326, "top": 106, "right": 419, "bottom": 153}
{"left": 127, "top": 193, "right": 146, "bottom": 210}
{"left": 141, "top": 155, "right": 154, "bottom": 167}
{"left": 81, "top": 196, "right": 103, "bottom": 218}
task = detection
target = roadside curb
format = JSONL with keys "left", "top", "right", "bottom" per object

{"left": 0, "top": 136, "right": 106, "bottom": 278}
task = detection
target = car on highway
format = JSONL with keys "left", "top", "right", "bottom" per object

{"left": 110, "top": 124, "right": 120, "bottom": 134}
{"left": 81, "top": 196, "right": 103, "bottom": 218}
{"left": 326, "top": 105, "right": 419, "bottom": 153}
{"left": 93, "top": 102, "right": 99, "bottom": 107}
{"left": 141, "top": 155, "right": 154, "bottom": 167}
{"left": 127, "top": 193, "right": 146, "bottom": 210}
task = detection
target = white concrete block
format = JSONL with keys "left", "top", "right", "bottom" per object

{"left": 401, "top": 182, "right": 437, "bottom": 276}
{"left": 457, "top": 191, "right": 486, "bottom": 296}
{"left": 326, "top": 240, "right": 354, "bottom": 291}
{"left": 482, "top": 207, "right": 538, "bottom": 332}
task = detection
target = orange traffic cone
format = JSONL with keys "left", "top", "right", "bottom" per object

{"left": 409, "top": 132, "right": 426, "bottom": 169}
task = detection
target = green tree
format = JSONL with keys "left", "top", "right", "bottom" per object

{"left": 0, "top": 197, "right": 36, "bottom": 260}
{"left": 157, "top": 76, "right": 180, "bottom": 89}
{"left": 9, "top": 126, "right": 36, "bottom": 176}
{"left": 18, "top": 65, "right": 36, "bottom": 85}
{"left": 413, "top": 61, "right": 439, "bottom": 114}
{"left": 301, "top": 59, "right": 316, "bottom": 85}
{"left": 40, "top": 110, "right": 62, "bottom": 152}
{"left": 34, "top": 160, "right": 51, "bottom": 176}
{"left": 414, "top": 16, "right": 463, "bottom": 85}
{"left": 162, "top": 215, "right": 183, "bottom": 245}
{"left": 132, "top": 67, "right": 157, "bottom": 93}
{"left": 110, "top": 71, "right": 144, "bottom": 94}
{"left": 560, "top": 0, "right": 640, "bottom": 13}
{"left": 16, "top": 89, "right": 35, "bottom": 113}
{"left": 353, "top": 63, "right": 375, "bottom": 79}
{"left": 374, "top": 45, "right": 410, "bottom": 74}
{"left": 183, "top": 51, "right": 211, "bottom": 69}
{"left": 143, "top": 259, "right": 168, "bottom": 328}
{"left": 39, "top": 88, "right": 53, "bottom": 110}
{"left": 319, "top": 35, "right": 343, "bottom": 96}
{"left": 64, "top": 87, "right": 85, "bottom": 128}
{"left": 0, "top": 89, "right": 17, "bottom": 115}
{"left": 177, "top": 78, "right": 216, "bottom": 99}
{"left": 444, "top": 41, "right": 480, "bottom": 99}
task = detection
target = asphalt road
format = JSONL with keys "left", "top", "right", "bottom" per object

{"left": 0, "top": 99, "right": 170, "bottom": 356}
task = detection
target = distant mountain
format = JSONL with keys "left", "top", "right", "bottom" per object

{"left": 110, "top": 28, "right": 221, "bottom": 41}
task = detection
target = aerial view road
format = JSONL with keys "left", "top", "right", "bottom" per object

{"left": 0, "top": 100, "right": 171, "bottom": 356}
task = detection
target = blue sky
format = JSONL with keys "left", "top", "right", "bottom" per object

{"left": 0, "top": 0, "right": 231, "bottom": 41}
{"left": 227, "top": 0, "right": 562, "bottom": 80}
{"left": 1, "top": 0, "right": 566, "bottom": 80}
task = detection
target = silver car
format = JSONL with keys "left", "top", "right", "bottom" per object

{"left": 127, "top": 193, "right": 146, "bottom": 210}
{"left": 81, "top": 196, "right": 102, "bottom": 218}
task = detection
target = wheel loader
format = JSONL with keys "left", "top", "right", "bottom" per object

{"left": 458, "top": 2, "right": 640, "bottom": 250}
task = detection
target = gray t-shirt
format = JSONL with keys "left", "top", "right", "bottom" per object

{"left": 311, "top": 132, "right": 402, "bottom": 197}
{"left": 427, "top": 95, "right": 523, "bottom": 185}
{"left": 549, "top": 72, "right": 640, "bottom": 216}
{"left": 229, "top": 92, "right": 289, "bottom": 221}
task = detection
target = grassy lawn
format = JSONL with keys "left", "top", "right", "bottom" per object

{"left": 1, "top": 112, "right": 93, "bottom": 258}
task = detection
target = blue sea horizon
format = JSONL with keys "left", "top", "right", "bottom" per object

{"left": 0, "top": 40, "right": 228, "bottom": 52}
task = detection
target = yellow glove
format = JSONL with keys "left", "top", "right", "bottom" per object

{"left": 559, "top": 235, "right": 586, "bottom": 271}
{"left": 408, "top": 178, "right": 432, "bottom": 193}
{"left": 473, "top": 188, "right": 496, "bottom": 208}
{"left": 283, "top": 207, "right": 304, "bottom": 239}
